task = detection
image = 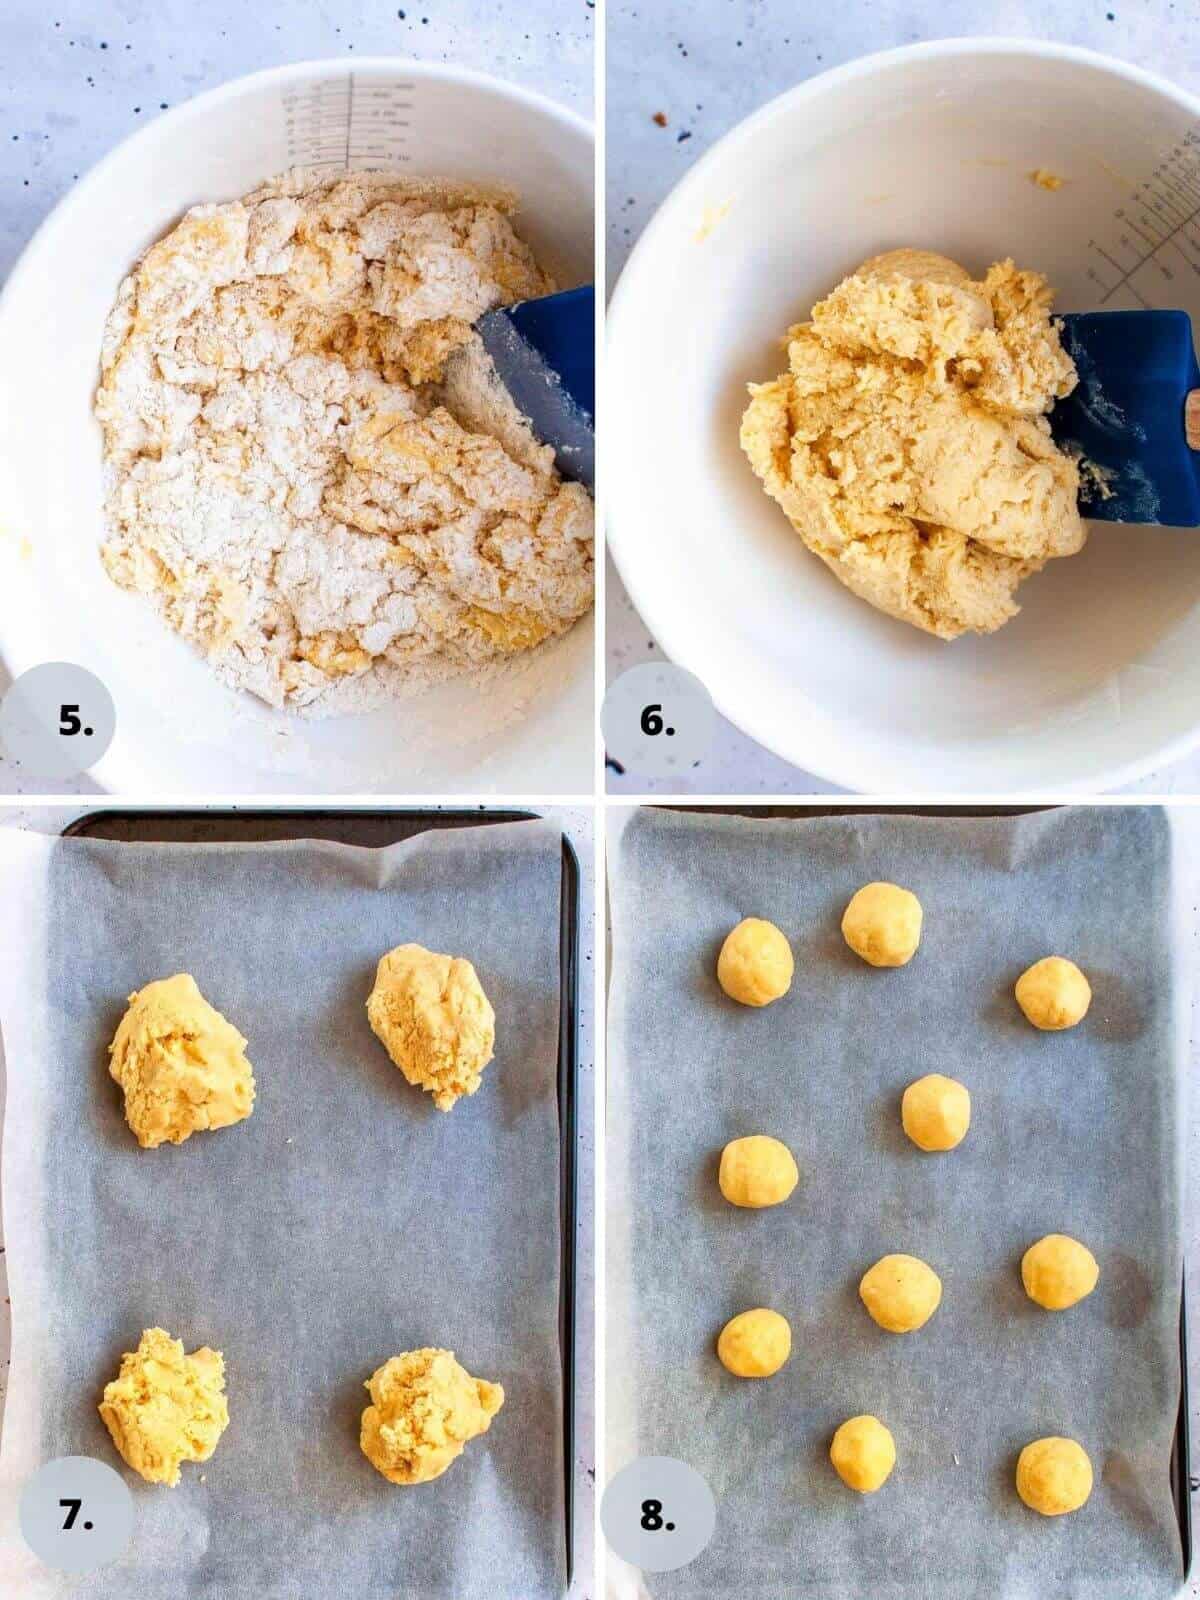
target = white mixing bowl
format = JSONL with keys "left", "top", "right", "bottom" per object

{"left": 607, "top": 39, "right": 1200, "bottom": 793}
{"left": 0, "top": 58, "right": 594, "bottom": 794}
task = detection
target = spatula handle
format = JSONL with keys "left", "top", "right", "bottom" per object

{"left": 1187, "top": 389, "right": 1200, "bottom": 450}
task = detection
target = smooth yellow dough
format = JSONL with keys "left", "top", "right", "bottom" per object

{"left": 108, "top": 973, "right": 255, "bottom": 1149}
{"left": 367, "top": 944, "right": 496, "bottom": 1111}
{"left": 718, "top": 1135, "right": 799, "bottom": 1208}
{"left": 716, "top": 1308, "right": 792, "bottom": 1377}
{"left": 901, "top": 1074, "right": 971, "bottom": 1152}
{"left": 360, "top": 1348, "right": 504, "bottom": 1485}
{"left": 841, "top": 882, "right": 923, "bottom": 968}
{"left": 98, "top": 1327, "right": 229, "bottom": 1487}
{"left": 1016, "top": 1436, "right": 1094, "bottom": 1515}
{"left": 830, "top": 1414, "right": 897, "bottom": 1493}
{"left": 1022, "top": 1234, "right": 1100, "bottom": 1311}
{"left": 716, "top": 917, "right": 794, "bottom": 1006}
{"left": 859, "top": 1254, "right": 942, "bottom": 1333}
{"left": 1015, "top": 957, "right": 1091, "bottom": 1030}
{"left": 740, "top": 250, "right": 1084, "bottom": 639}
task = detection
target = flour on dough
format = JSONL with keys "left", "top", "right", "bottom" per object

{"left": 740, "top": 249, "right": 1084, "bottom": 638}
{"left": 95, "top": 170, "right": 594, "bottom": 714}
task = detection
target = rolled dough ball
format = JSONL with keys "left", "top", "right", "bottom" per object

{"left": 901, "top": 1074, "right": 971, "bottom": 1152}
{"left": 367, "top": 943, "right": 496, "bottom": 1112}
{"left": 716, "top": 918, "right": 794, "bottom": 1006}
{"left": 360, "top": 1348, "right": 504, "bottom": 1485}
{"left": 830, "top": 1414, "right": 897, "bottom": 1493}
{"left": 719, "top": 1135, "right": 799, "bottom": 1208}
{"left": 716, "top": 1308, "right": 792, "bottom": 1377}
{"left": 1021, "top": 1234, "right": 1100, "bottom": 1310}
{"left": 1016, "top": 1436, "right": 1093, "bottom": 1515}
{"left": 98, "top": 1327, "right": 229, "bottom": 1486}
{"left": 841, "top": 883, "right": 923, "bottom": 967}
{"left": 1015, "top": 956, "right": 1091, "bottom": 1030}
{"left": 859, "top": 1254, "right": 942, "bottom": 1333}
{"left": 108, "top": 973, "right": 255, "bottom": 1149}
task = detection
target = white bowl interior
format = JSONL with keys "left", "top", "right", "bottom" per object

{"left": 607, "top": 46, "right": 1200, "bottom": 792}
{"left": 0, "top": 62, "right": 594, "bottom": 794}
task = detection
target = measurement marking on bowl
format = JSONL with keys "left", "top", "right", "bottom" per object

{"left": 1085, "top": 126, "right": 1200, "bottom": 309}
{"left": 282, "top": 76, "right": 416, "bottom": 171}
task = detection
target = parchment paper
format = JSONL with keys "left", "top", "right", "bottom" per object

{"left": 0, "top": 819, "right": 566, "bottom": 1600}
{"left": 607, "top": 807, "right": 1186, "bottom": 1600}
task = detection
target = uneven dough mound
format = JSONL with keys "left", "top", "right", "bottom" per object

{"left": 99, "top": 1327, "right": 229, "bottom": 1487}
{"left": 95, "top": 172, "right": 594, "bottom": 714}
{"left": 718, "top": 1134, "right": 799, "bottom": 1208}
{"left": 740, "top": 249, "right": 1084, "bottom": 639}
{"left": 1016, "top": 1436, "right": 1093, "bottom": 1515}
{"left": 367, "top": 943, "right": 496, "bottom": 1111}
{"left": 108, "top": 973, "right": 255, "bottom": 1148}
{"left": 830, "top": 1414, "right": 896, "bottom": 1493}
{"left": 360, "top": 1347, "right": 504, "bottom": 1485}
{"left": 717, "top": 916, "right": 794, "bottom": 1006}
{"left": 1015, "top": 956, "right": 1092, "bottom": 1030}
{"left": 716, "top": 1308, "right": 792, "bottom": 1378}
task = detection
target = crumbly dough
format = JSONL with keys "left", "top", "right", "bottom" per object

{"left": 716, "top": 1308, "right": 792, "bottom": 1377}
{"left": 360, "top": 1348, "right": 504, "bottom": 1485}
{"left": 1022, "top": 1234, "right": 1100, "bottom": 1310}
{"left": 1015, "top": 956, "right": 1092, "bottom": 1030}
{"left": 718, "top": 1134, "right": 799, "bottom": 1208}
{"left": 95, "top": 170, "right": 594, "bottom": 715}
{"left": 830, "top": 1415, "right": 896, "bottom": 1493}
{"left": 740, "top": 249, "right": 1084, "bottom": 638}
{"left": 859, "top": 1254, "right": 942, "bottom": 1333}
{"left": 366, "top": 943, "right": 495, "bottom": 1111}
{"left": 1016, "top": 1436, "right": 1093, "bottom": 1515}
{"left": 716, "top": 917, "right": 794, "bottom": 1006}
{"left": 108, "top": 973, "right": 255, "bottom": 1148}
{"left": 98, "top": 1327, "right": 229, "bottom": 1487}
{"left": 841, "top": 881, "right": 923, "bottom": 968}
{"left": 901, "top": 1074, "right": 971, "bottom": 1152}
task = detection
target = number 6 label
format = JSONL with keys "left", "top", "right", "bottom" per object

{"left": 602, "top": 664, "right": 715, "bottom": 781}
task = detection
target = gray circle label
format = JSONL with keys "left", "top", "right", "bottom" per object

{"left": 0, "top": 663, "right": 116, "bottom": 778}
{"left": 602, "top": 663, "right": 714, "bottom": 779}
{"left": 601, "top": 1455, "right": 716, "bottom": 1573}
{"left": 19, "top": 1456, "right": 134, "bottom": 1573}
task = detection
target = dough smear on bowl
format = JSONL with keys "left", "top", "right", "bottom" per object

{"left": 95, "top": 170, "right": 594, "bottom": 714}
{"left": 739, "top": 248, "right": 1084, "bottom": 639}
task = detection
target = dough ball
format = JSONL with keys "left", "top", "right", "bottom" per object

{"left": 1021, "top": 1234, "right": 1100, "bottom": 1311}
{"left": 360, "top": 1348, "right": 504, "bottom": 1485}
{"left": 98, "top": 1327, "right": 229, "bottom": 1487}
{"left": 859, "top": 1254, "right": 942, "bottom": 1333}
{"left": 901, "top": 1074, "right": 971, "bottom": 1152}
{"left": 1016, "top": 1436, "right": 1093, "bottom": 1515}
{"left": 717, "top": 918, "right": 794, "bottom": 1006}
{"left": 108, "top": 973, "right": 255, "bottom": 1149}
{"left": 1015, "top": 956, "right": 1091, "bottom": 1030}
{"left": 367, "top": 944, "right": 496, "bottom": 1112}
{"left": 716, "top": 1308, "right": 792, "bottom": 1377}
{"left": 719, "top": 1135, "right": 799, "bottom": 1208}
{"left": 830, "top": 1414, "right": 897, "bottom": 1493}
{"left": 841, "top": 883, "right": 923, "bottom": 968}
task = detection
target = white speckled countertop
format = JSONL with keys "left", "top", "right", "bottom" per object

{"left": 0, "top": 802, "right": 595, "bottom": 1598}
{"left": 605, "top": 0, "right": 1200, "bottom": 798}
{"left": 0, "top": 0, "right": 594, "bottom": 797}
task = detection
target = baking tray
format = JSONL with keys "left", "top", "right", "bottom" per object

{"left": 62, "top": 806, "right": 581, "bottom": 1582}
{"left": 644, "top": 802, "right": 1192, "bottom": 1584}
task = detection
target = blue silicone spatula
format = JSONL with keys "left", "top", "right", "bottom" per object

{"left": 1052, "top": 309, "right": 1200, "bottom": 525}
{"left": 476, "top": 284, "right": 595, "bottom": 491}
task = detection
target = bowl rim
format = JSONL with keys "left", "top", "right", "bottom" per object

{"left": 0, "top": 55, "right": 594, "bottom": 795}
{"left": 606, "top": 35, "right": 1200, "bottom": 795}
